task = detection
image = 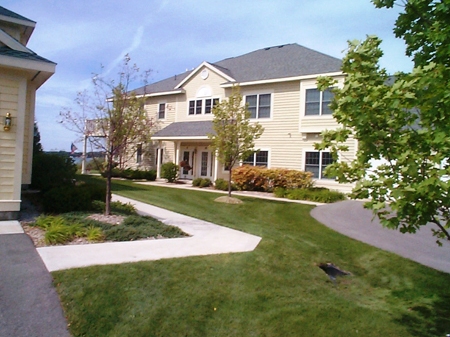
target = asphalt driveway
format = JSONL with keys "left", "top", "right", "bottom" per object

{"left": 311, "top": 200, "right": 450, "bottom": 274}
{"left": 0, "top": 233, "right": 70, "bottom": 337}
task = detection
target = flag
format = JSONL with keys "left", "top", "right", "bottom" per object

{"left": 70, "top": 143, "right": 78, "bottom": 154}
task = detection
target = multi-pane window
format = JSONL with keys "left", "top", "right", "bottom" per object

{"left": 189, "top": 98, "right": 219, "bottom": 115}
{"left": 158, "top": 103, "right": 166, "bottom": 119}
{"left": 243, "top": 151, "right": 269, "bottom": 167}
{"left": 246, "top": 94, "right": 271, "bottom": 119}
{"left": 305, "top": 151, "right": 334, "bottom": 179}
{"left": 305, "top": 88, "right": 334, "bottom": 116}
{"left": 205, "top": 98, "right": 219, "bottom": 114}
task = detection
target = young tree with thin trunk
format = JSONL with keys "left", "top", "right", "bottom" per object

{"left": 316, "top": 0, "right": 450, "bottom": 244}
{"left": 60, "top": 55, "right": 154, "bottom": 215}
{"left": 208, "top": 86, "right": 264, "bottom": 198}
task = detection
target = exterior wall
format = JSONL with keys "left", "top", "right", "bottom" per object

{"left": 0, "top": 73, "right": 26, "bottom": 214}
{"left": 141, "top": 68, "right": 354, "bottom": 192}
{"left": 22, "top": 83, "right": 36, "bottom": 185}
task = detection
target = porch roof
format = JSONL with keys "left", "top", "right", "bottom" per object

{"left": 152, "top": 121, "right": 214, "bottom": 140}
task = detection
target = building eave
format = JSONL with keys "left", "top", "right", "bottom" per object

{"left": 220, "top": 71, "right": 344, "bottom": 88}
{"left": 137, "top": 89, "right": 185, "bottom": 98}
{"left": 152, "top": 136, "right": 210, "bottom": 141}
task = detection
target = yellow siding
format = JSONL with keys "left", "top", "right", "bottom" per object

{"left": 0, "top": 77, "right": 19, "bottom": 199}
{"left": 22, "top": 85, "right": 35, "bottom": 184}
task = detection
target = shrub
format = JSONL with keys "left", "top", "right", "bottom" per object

{"left": 199, "top": 178, "right": 212, "bottom": 188}
{"left": 91, "top": 200, "right": 137, "bottom": 215}
{"left": 161, "top": 162, "right": 179, "bottom": 182}
{"left": 192, "top": 178, "right": 203, "bottom": 187}
{"left": 85, "top": 226, "right": 104, "bottom": 242}
{"left": 214, "top": 178, "right": 236, "bottom": 191}
{"left": 32, "top": 153, "right": 77, "bottom": 192}
{"left": 273, "top": 187, "right": 287, "bottom": 198}
{"left": 285, "top": 188, "right": 346, "bottom": 203}
{"left": 232, "top": 165, "right": 266, "bottom": 191}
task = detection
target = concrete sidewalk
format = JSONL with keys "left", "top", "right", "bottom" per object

{"left": 37, "top": 195, "right": 262, "bottom": 272}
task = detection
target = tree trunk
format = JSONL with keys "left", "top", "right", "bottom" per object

{"left": 105, "top": 152, "right": 113, "bottom": 215}
{"left": 228, "top": 168, "right": 232, "bottom": 198}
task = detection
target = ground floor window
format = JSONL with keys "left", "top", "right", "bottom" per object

{"left": 305, "top": 151, "right": 334, "bottom": 179}
{"left": 136, "top": 144, "right": 142, "bottom": 164}
{"left": 243, "top": 150, "right": 268, "bottom": 167}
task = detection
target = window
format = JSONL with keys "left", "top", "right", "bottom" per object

{"left": 136, "top": 144, "right": 142, "bottom": 164}
{"left": 305, "top": 88, "right": 334, "bottom": 116}
{"left": 243, "top": 151, "right": 269, "bottom": 167}
{"left": 205, "top": 98, "right": 219, "bottom": 114}
{"left": 305, "top": 151, "right": 334, "bottom": 179}
{"left": 158, "top": 103, "right": 165, "bottom": 119}
{"left": 189, "top": 98, "right": 219, "bottom": 115}
{"left": 246, "top": 94, "right": 271, "bottom": 119}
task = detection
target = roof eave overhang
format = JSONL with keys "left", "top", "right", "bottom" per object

{"left": 137, "top": 89, "right": 185, "bottom": 98}
{"left": 0, "top": 54, "right": 56, "bottom": 87}
{"left": 175, "top": 61, "right": 235, "bottom": 89}
{"left": 221, "top": 71, "right": 344, "bottom": 88}
{"left": 152, "top": 136, "right": 210, "bottom": 141}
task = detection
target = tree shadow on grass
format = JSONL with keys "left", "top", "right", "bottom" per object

{"left": 395, "top": 294, "right": 450, "bottom": 337}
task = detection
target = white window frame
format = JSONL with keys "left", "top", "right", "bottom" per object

{"left": 158, "top": 103, "right": 166, "bottom": 119}
{"left": 242, "top": 149, "right": 270, "bottom": 167}
{"left": 188, "top": 97, "right": 220, "bottom": 116}
{"left": 304, "top": 87, "right": 334, "bottom": 116}
{"left": 303, "top": 150, "right": 335, "bottom": 179}
{"left": 245, "top": 93, "right": 272, "bottom": 119}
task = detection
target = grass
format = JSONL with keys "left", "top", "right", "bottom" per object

{"left": 52, "top": 177, "right": 450, "bottom": 337}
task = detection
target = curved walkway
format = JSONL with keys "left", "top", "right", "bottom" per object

{"left": 37, "top": 195, "right": 262, "bottom": 272}
{"left": 311, "top": 200, "right": 450, "bottom": 274}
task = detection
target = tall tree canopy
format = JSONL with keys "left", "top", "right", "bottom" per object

{"left": 316, "top": 0, "right": 450, "bottom": 244}
{"left": 60, "top": 55, "right": 153, "bottom": 214}
{"left": 208, "top": 86, "right": 264, "bottom": 198}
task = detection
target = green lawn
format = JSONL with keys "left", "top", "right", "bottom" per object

{"left": 53, "top": 178, "right": 450, "bottom": 336}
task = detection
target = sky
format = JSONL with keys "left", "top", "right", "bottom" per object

{"left": 3, "top": 0, "right": 413, "bottom": 151}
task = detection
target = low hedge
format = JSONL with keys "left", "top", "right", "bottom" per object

{"left": 274, "top": 187, "right": 346, "bottom": 203}
{"left": 101, "top": 168, "right": 156, "bottom": 181}
{"left": 192, "top": 178, "right": 212, "bottom": 188}
{"left": 232, "top": 165, "right": 314, "bottom": 192}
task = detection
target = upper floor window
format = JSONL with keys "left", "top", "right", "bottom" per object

{"left": 305, "top": 88, "right": 334, "bottom": 116}
{"left": 246, "top": 94, "right": 271, "bottom": 119}
{"left": 189, "top": 98, "right": 219, "bottom": 115}
{"left": 305, "top": 151, "right": 334, "bottom": 179}
{"left": 243, "top": 150, "right": 269, "bottom": 167}
{"left": 158, "top": 103, "right": 166, "bottom": 119}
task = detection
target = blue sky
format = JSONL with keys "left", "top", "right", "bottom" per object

{"left": 3, "top": 0, "right": 413, "bottom": 151}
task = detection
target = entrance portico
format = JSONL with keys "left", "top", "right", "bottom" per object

{"left": 153, "top": 121, "right": 222, "bottom": 181}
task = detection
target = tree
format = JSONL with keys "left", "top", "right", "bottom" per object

{"left": 316, "top": 0, "right": 450, "bottom": 244}
{"left": 33, "top": 122, "right": 43, "bottom": 155}
{"left": 60, "top": 55, "right": 154, "bottom": 215}
{"left": 208, "top": 86, "right": 264, "bottom": 198}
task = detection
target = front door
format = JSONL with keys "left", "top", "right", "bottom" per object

{"left": 199, "top": 150, "right": 214, "bottom": 179}
{"left": 181, "top": 150, "right": 194, "bottom": 179}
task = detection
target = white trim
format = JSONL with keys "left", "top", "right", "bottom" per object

{"left": 187, "top": 96, "right": 220, "bottom": 116}
{"left": 152, "top": 136, "right": 210, "bottom": 141}
{"left": 0, "top": 200, "right": 21, "bottom": 212}
{"left": 242, "top": 149, "right": 270, "bottom": 168}
{"left": 137, "top": 89, "right": 184, "bottom": 98}
{"left": 243, "top": 91, "right": 273, "bottom": 121}
{"left": 175, "top": 62, "right": 235, "bottom": 89}
{"left": 0, "top": 15, "right": 35, "bottom": 28}
{"left": 157, "top": 102, "right": 166, "bottom": 120}
{"left": 0, "top": 54, "right": 55, "bottom": 74}
{"left": 221, "top": 71, "right": 344, "bottom": 88}
{"left": 0, "top": 28, "right": 31, "bottom": 53}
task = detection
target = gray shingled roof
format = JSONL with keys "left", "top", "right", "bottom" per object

{"left": 0, "top": 46, "right": 56, "bottom": 64}
{"left": 0, "top": 6, "right": 35, "bottom": 23}
{"left": 134, "top": 43, "right": 342, "bottom": 96}
{"left": 153, "top": 121, "right": 214, "bottom": 138}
